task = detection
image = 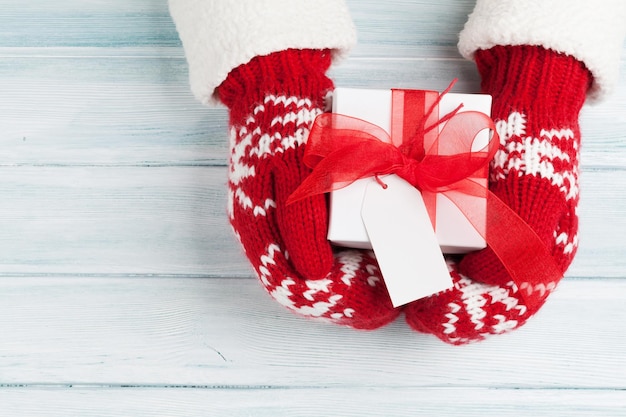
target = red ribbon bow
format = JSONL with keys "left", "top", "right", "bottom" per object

{"left": 288, "top": 86, "right": 564, "bottom": 309}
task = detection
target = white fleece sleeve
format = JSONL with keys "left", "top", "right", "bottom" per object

{"left": 458, "top": 0, "right": 626, "bottom": 101}
{"left": 168, "top": 0, "right": 357, "bottom": 106}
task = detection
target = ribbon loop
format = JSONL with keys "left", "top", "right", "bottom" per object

{"left": 287, "top": 109, "right": 498, "bottom": 204}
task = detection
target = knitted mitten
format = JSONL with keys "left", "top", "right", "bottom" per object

{"left": 217, "top": 49, "right": 398, "bottom": 329}
{"left": 404, "top": 0, "right": 625, "bottom": 344}
{"left": 460, "top": 45, "right": 589, "bottom": 284}
{"left": 168, "top": 0, "right": 399, "bottom": 329}
{"left": 405, "top": 45, "right": 591, "bottom": 344}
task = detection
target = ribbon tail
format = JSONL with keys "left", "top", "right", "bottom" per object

{"left": 485, "top": 192, "right": 564, "bottom": 310}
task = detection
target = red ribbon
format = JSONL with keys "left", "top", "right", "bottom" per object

{"left": 288, "top": 87, "right": 563, "bottom": 309}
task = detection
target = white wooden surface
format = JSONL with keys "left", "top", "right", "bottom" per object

{"left": 0, "top": 1, "right": 625, "bottom": 415}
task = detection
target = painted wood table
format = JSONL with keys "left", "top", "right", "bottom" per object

{"left": 1, "top": 1, "right": 625, "bottom": 415}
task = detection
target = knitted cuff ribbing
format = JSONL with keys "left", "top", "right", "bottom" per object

{"left": 217, "top": 49, "right": 335, "bottom": 125}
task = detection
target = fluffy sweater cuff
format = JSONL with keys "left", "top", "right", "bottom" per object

{"left": 458, "top": 0, "right": 626, "bottom": 101}
{"left": 169, "top": 0, "right": 357, "bottom": 106}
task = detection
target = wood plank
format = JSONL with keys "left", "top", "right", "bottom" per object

{"left": 0, "top": 0, "right": 476, "bottom": 58}
{"left": 0, "top": 277, "right": 624, "bottom": 389}
{"left": 1, "top": 51, "right": 624, "bottom": 168}
{"left": 0, "top": 166, "right": 241, "bottom": 276}
{"left": 0, "top": 387, "right": 625, "bottom": 417}
{"left": 348, "top": 0, "right": 476, "bottom": 58}
{"left": 0, "top": 1, "right": 180, "bottom": 48}
{"left": 0, "top": 166, "right": 622, "bottom": 277}
{"left": 0, "top": 49, "right": 228, "bottom": 166}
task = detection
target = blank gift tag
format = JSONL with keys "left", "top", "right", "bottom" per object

{"left": 361, "top": 175, "right": 453, "bottom": 307}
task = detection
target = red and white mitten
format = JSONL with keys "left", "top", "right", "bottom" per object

{"left": 405, "top": 0, "right": 626, "bottom": 344}
{"left": 169, "top": 0, "right": 399, "bottom": 329}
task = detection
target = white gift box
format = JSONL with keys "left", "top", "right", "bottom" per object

{"left": 327, "top": 87, "right": 493, "bottom": 254}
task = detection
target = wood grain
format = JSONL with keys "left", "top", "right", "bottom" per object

{"left": 1, "top": 387, "right": 625, "bottom": 417}
{"left": 0, "top": 0, "right": 625, "bottom": 415}
{"left": 0, "top": 166, "right": 622, "bottom": 278}
{"left": 0, "top": 277, "right": 624, "bottom": 387}
{"left": 1, "top": 51, "right": 624, "bottom": 167}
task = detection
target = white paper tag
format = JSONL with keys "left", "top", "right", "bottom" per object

{"left": 361, "top": 175, "right": 453, "bottom": 307}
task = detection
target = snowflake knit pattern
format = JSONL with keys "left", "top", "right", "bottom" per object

{"left": 404, "top": 45, "right": 590, "bottom": 344}
{"left": 218, "top": 49, "right": 399, "bottom": 330}
{"left": 217, "top": 45, "right": 590, "bottom": 344}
